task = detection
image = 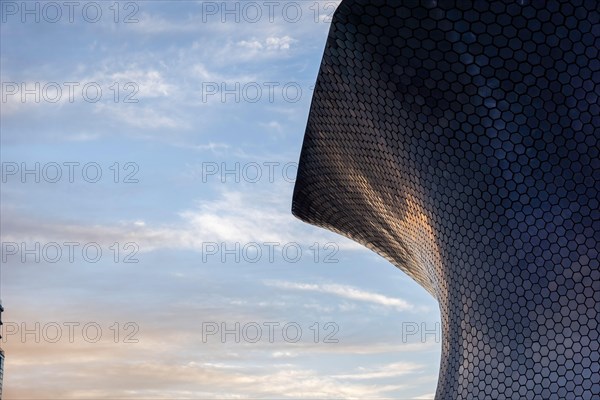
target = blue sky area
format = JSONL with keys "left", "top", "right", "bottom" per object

{"left": 1, "top": 1, "right": 440, "bottom": 398}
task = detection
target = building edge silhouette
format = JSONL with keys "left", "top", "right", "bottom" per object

{"left": 292, "top": 0, "right": 599, "bottom": 398}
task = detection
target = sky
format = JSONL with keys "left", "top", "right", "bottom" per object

{"left": 0, "top": 1, "right": 441, "bottom": 398}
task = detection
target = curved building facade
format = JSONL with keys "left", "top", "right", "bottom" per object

{"left": 292, "top": 0, "right": 600, "bottom": 398}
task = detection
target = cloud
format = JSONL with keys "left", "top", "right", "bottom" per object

{"left": 62, "top": 132, "right": 101, "bottom": 142}
{"left": 265, "top": 36, "right": 296, "bottom": 50}
{"left": 128, "top": 12, "right": 200, "bottom": 34}
{"left": 332, "top": 362, "right": 424, "bottom": 380}
{"left": 238, "top": 36, "right": 296, "bottom": 51}
{"left": 238, "top": 40, "right": 264, "bottom": 50}
{"left": 94, "top": 103, "right": 187, "bottom": 130}
{"left": 173, "top": 142, "right": 230, "bottom": 153}
{"left": 1, "top": 187, "right": 362, "bottom": 253}
{"left": 3, "top": 302, "right": 435, "bottom": 399}
{"left": 271, "top": 351, "right": 297, "bottom": 358}
{"left": 0, "top": 80, "right": 79, "bottom": 117}
{"left": 103, "top": 69, "right": 174, "bottom": 98}
{"left": 264, "top": 280, "right": 415, "bottom": 312}
{"left": 260, "top": 120, "right": 284, "bottom": 133}
{"left": 5, "top": 358, "right": 410, "bottom": 399}
{"left": 190, "top": 63, "right": 256, "bottom": 83}
{"left": 413, "top": 393, "right": 436, "bottom": 400}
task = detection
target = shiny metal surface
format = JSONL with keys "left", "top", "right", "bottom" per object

{"left": 292, "top": 1, "right": 600, "bottom": 398}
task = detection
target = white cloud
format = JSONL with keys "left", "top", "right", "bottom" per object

{"left": 94, "top": 103, "right": 187, "bottom": 130}
{"left": 128, "top": 12, "right": 200, "bottom": 34}
{"left": 260, "top": 120, "right": 284, "bottom": 135}
{"left": 271, "top": 351, "right": 297, "bottom": 358}
{"left": 6, "top": 359, "right": 410, "bottom": 399}
{"left": 333, "top": 362, "right": 424, "bottom": 380}
{"left": 174, "top": 142, "right": 230, "bottom": 153}
{"left": 62, "top": 132, "right": 101, "bottom": 142}
{"left": 264, "top": 280, "right": 415, "bottom": 311}
{"left": 191, "top": 63, "right": 219, "bottom": 81}
{"left": 105, "top": 69, "right": 174, "bottom": 98}
{"left": 1, "top": 187, "right": 362, "bottom": 253}
{"left": 237, "top": 40, "right": 264, "bottom": 50}
{"left": 238, "top": 36, "right": 296, "bottom": 51}
{"left": 265, "top": 36, "right": 296, "bottom": 50}
{"left": 189, "top": 62, "right": 258, "bottom": 84}
{"left": 413, "top": 393, "right": 436, "bottom": 400}
{"left": 0, "top": 67, "right": 176, "bottom": 126}
{"left": 0, "top": 80, "right": 77, "bottom": 116}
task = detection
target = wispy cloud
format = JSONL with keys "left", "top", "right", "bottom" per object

{"left": 260, "top": 120, "right": 285, "bottom": 136}
{"left": 128, "top": 12, "right": 201, "bottom": 34}
{"left": 413, "top": 393, "right": 436, "bottom": 400}
{"left": 333, "top": 362, "right": 424, "bottom": 380}
{"left": 264, "top": 280, "right": 415, "bottom": 311}
{"left": 103, "top": 69, "right": 174, "bottom": 98}
{"left": 1, "top": 187, "right": 362, "bottom": 252}
{"left": 190, "top": 63, "right": 256, "bottom": 83}
{"left": 238, "top": 35, "right": 296, "bottom": 51}
{"left": 5, "top": 358, "right": 410, "bottom": 399}
{"left": 94, "top": 103, "right": 187, "bottom": 130}
{"left": 173, "top": 141, "right": 230, "bottom": 153}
